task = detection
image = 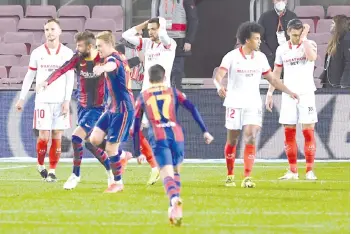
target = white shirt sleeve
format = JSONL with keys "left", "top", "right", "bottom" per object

{"left": 274, "top": 46, "right": 283, "bottom": 67}
{"left": 219, "top": 51, "right": 234, "bottom": 72}
{"left": 19, "top": 50, "right": 37, "bottom": 100}
{"left": 158, "top": 29, "right": 172, "bottom": 49}
{"left": 122, "top": 27, "right": 146, "bottom": 51}
{"left": 261, "top": 53, "right": 271, "bottom": 75}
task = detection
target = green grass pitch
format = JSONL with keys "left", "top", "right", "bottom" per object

{"left": 0, "top": 162, "right": 349, "bottom": 234}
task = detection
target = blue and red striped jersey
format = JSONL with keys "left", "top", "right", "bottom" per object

{"left": 46, "top": 52, "right": 106, "bottom": 108}
{"left": 104, "top": 52, "right": 134, "bottom": 113}
{"left": 133, "top": 86, "right": 208, "bottom": 156}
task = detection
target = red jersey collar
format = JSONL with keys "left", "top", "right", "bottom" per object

{"left": 44, "top": 43, "right": 61, "bottom": 55}
{"left": 239, "top": 46, "right": 254, "bottom": 59}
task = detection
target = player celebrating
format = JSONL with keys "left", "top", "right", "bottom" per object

{"left": 133, "top": 64, "right": 213, "bottom": 226}
{"left": 16, "top": 19, "right": 74, "bottom": 182}
{"left": 38, "top": 31, "right": 132, "bottom": 189}
{"left": 122, "top": 17, "right": 177, "bottom": 185}
{"left": 265, "top": 19, "right": 318, "bottom": 180}
{"left": 214, "top": 21, "right": 299, "bottom": 188}
{"left": 90, "top": 31, "right": 134, "bottom": 193}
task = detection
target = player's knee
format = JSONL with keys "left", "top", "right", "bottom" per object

{"left": 72, "top": 135, "right": 83, "bottom": 144}
{"left": 244, "top": 134, "right": 257, "bottom": 145}
{"left": 38, "top": 131, "right": 50, "bottom": 142}
{"left": 89, "top": 136, "right": 101, "bottom": 147}
{"left": 51, "top": 130, "right": 63, "bottom": 139}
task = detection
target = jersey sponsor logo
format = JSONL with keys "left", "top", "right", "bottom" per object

{"left": 81, "top": 71, "right": 98, "bottom": 79}
{"left": 147, "top": 52, "right": 161, "bottom": 61}
{"left": 156, "top": 121, "right": 176, "bottom": 128}
{"left": 284, "top": 56, "right": 307, "bottom": 66}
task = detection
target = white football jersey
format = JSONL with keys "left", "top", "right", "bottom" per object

{"left": 275, "top": 40, "right": 317, "bottom": 94}
{"left": 137, "top": 38, "right": 176, "bottom": 91}
{"left": 29, "top": 43, "right": 74, "bottom": 103}
{"left": 219, "top": 47, "right": 271, "bottom": 108}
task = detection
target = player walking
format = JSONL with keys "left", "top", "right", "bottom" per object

{"left": 265, "top": 19, "right": 318, "bottom": 180}
{"left": 133, "top": 64, "right": 213, "bottom": 226}
{"left": 90, "top": 31, "right": 134, "bottom": 193}
{"left": 38, "top": 31, "right": 132, "bottom": 189}
{"left": 16, "top": 19, "right": 74, "bottom": 182}
{"left": 214, "top": 21, "right": 299, "bottom": 188}
{"left": 123, "top": 17, "right": 177, "bottom": 185}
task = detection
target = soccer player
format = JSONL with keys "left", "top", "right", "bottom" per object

{"left": 90, "top": 31, "right": 134, "bottom": 193}
{"left": 37, "top": 31, "right": 132, "bottom": 189}
{"left": 122, "top": 17, "right": 177, "bottom": 185}
{"left": 213, "top": 21, "right": 299, "bottom": 188}
{"left": 265, "top": 19, "right": 318, "bottom": 180}
{"left": 133, "top": 64, "right": 213, "bottom": 226}
{"left": 15, "top": 19, "right": 74, "bottom": 182}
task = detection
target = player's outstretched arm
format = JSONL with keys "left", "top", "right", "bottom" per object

{"left": 264, "top": 71, "right": 299, "bottom": 102}
{"left": 93, "top": 56, "right": 120, "bottom": 76}
{"left": 44, "top": 53, "right": 79, "bottom": 88}
{"left": 132, "top": 96, "right": 145, "bottom": 161}
{"left": 176, "top": 90, "right": 213, "bottom": 144}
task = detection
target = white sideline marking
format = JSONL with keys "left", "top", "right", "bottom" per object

{"left": 0, "top": 157, "right": 349, "bottom": 164}
{"left": 0, "top": 209, "right": 348, "bottom": 216}
{"left": 0, "top": 178, "right": 348, "bottom": 184}
{"left": 0, "top": 220, "right": 328, "bottom": 229}
{"left": 0, "top": 165, "right": 30, "bottom": 170}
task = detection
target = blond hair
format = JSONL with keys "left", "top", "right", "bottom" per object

{"left": 95, "top": 31, "right": 115, "bottom": 46}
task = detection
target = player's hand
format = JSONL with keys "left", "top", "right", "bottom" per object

{"left": 217, "top": 87, "right": 227, "bottom": 98}
{"left": 36, "top": 81, "right": 48, "bottom": 93}
{"left": 290, "top": 92, "right": 300, "bottom": 103}
{"left": 184, "top": 43, "right": 191, "bottom": 52}
{"left": 61, "top": 101, "right": 70, "bottom": 117}
{"left": 136, "top": 154, "right": 146, "bottom": 164}
{"left": 93, "top": 66, "right": 105, "bottom": 76}
{"left": 265, "top": 95, "right": 273, "bottom": 112}
{"left": 15, "top": 99, "right": 24, "bottom": 111}
{"left": 300, "top": 24, "right": 310, "bottom": 43}
{"left": 203, "top": 132, "right": 214, "bottom": 144}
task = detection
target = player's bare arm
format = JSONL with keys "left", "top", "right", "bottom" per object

{"left": 265, "top": 66, "right": 283, "bottom": 112}
{"left": 264, "top": 71, "right": 299, "bottom": 102}
{"left": 213, "top": 68, "right": 227, "bottom": 98}
{"left": 16, "top": 52, "right": 37, "bottom": 111}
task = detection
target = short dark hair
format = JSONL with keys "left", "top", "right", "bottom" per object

{"left": 287, "top": 19, "right": 304, "bottom": 31}
{"left": 149, "top": 64, "right": 165, "bottom": 83}
{"left": 236, "top": 21, "right": 263, "bottom": 45}
{"left": 115, "top": 43, "right": 125, "bottom": 55}
{"left": 74, "top": 31, "right": 95, "bottom": 45}
{"left": 148, "top": 18, "right": 160, "bottom": 27}
{"left": 45, "top": 18, "right": 60, "bottom": 27}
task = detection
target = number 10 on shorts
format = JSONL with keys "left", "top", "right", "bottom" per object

{"left": 36, "top": 109, "right": 45, "bottom": 118}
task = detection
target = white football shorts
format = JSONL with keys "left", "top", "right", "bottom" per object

{"left": 33, "top": 102, "right": 71, "bottom": 130}
{"left": 279, "top": 92, "right": 318, "bottom": 125}
{"left": 225, "top": 107, "right": 262, "bottom": 130}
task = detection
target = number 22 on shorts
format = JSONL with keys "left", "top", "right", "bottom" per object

{"left": 226, "top": 108, "right": 235, "bottom": 119}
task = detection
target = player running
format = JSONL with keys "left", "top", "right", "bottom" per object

{"left": 16, "top": 19, "right": 74, "bottom": 182}
{"left": 133, "top": 64, "right": 213, "bottom": 226}
{"left": 214, "top": 21, "right": 299, "bottom": 188}
{"left": 37, "top": 31, "right": 132, "bottom": 189}
{"left": 265, "top": 19, "right": 318, "bottom": 180}
{"left": 123, "top": 17, "right": 177, "bottom": 185}
{"left": 90, "top": 31, "right": 134, "bottom": 193}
